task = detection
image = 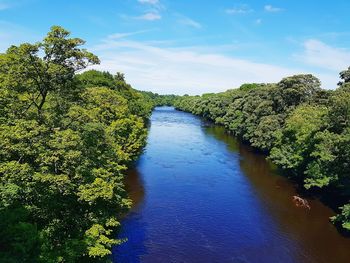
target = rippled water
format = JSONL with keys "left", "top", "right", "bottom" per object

{"left": 112, "top": 107, "right": 350, "bottom": 263}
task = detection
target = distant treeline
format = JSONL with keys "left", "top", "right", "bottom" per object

{"left": 174, "top": 72, "right": 350, "bottom": 233}
{"left": 139, "top": 91, "right": 178, "bottom": 107}
{"left": 0, "top": 26, "right": 154, "bottom": 262}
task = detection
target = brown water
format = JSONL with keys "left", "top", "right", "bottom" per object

{"left": 113, "top": 107, "right": 350, "bottom": 263}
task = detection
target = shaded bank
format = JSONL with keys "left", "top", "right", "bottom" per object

{"left": 173, "top": 74, "right": 350, "bottom": 233}
{"left": 113, "top": 107, "right": 350, "bottom": 263}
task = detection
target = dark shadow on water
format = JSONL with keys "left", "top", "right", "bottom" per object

{"left": 112, "top": 213, "right": 148, "bottom": 263}
{"left": 204, "top": 122, "right": 350, "bottom": 263}
{"left": 124, "top": 167, "right": 145, "bottom": 210}
{"left": 112, "top": 166, "right": 148, "bottom": 263}
{"left": 113, "top": 108, "right": 350, "bottom": 263}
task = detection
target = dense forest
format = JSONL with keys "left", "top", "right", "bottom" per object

{"left": 0, "top": 26, "right": 162, "bottom": 262}
{"left": 139, "top": 91, "right": 178, "bottom": 107}
{"left": 1, "top": 25, "right": 350, "bottom": 262}
{"left": 174, "top": 72, "right": 350, "bottom": 233}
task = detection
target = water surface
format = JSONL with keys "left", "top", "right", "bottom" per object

{"left": 113, "top": 107, "right": 350, "bottom": 263}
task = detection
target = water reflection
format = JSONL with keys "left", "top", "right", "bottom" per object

{"left": 206, "top": 123, "right": 350, "bottom": 263}
{"left": 124, "top": 167, "right": 145, "bottom": 210}
{"left": 113, "top": 166, "right": 147, "bottom": 262}
{"left": 112, "top": 212, "right": 148, "bottom": 263}
{"left": 113, "top": 107, "right": 350, "bottom": 263}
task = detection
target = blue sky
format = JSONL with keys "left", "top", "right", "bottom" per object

{"left": 1, "top": 0, "right": 350, "bottom": 94}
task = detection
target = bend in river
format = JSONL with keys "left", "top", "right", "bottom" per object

{"left": 113, "top": 107, "right": 350, "bottom": 263}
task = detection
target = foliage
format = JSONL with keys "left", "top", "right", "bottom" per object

{"left": 174, "top": 72, "right": 350, "bottom": 233}
{"left": 139, "top": 91, "right": 179, "bottom": 107}
{"left": 338, "top": 66, "right": 350, "bottom": 86}
{"left": 76, "top": 70, "right": 154, "bottom": 119}
{"left": 0, "top": 26, "right": 151, "bottom": 262}
{"left": 331, "top": 204, "right": 350, "bottom": 231}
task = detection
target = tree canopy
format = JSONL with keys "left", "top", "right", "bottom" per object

{"left": 0, "top": 26, "right": 153, "bottom": 262}
{"left": 174, "top": 71, "right": 350, "bottom": 233}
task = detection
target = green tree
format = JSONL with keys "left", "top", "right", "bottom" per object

{"left": 0, "top": 26, "right": 99, "bottom": 116}
{"left": 0, "top": 26, "right": 151, "bottom": 262}
{"left": 174, "top": 69, "right": 350, "bottom": 234}
{"left": 338, "top": 66, "right": 350, "bottom": 86}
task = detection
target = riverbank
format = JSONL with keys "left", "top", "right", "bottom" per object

{"left": 173, "top": 77, "right": 350, "bottom": 234}
{"left": 113, "top": 107, "right": 350, "bottom": 263}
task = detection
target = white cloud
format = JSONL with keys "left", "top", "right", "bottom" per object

{"left": 288, "top": 39, "right": 350, "bottom": 88}
{"left": 137, "top": 0, "right": 163, "bottom": 10}
{"left": 90, "top": 38, "right": 310, "bottom": 95}
{"left": 135, "top": 12, "right": 161, "bottom": 21}
{"left": 178, "top": 17, "right": 202, "bottom": 29}
{"left": 107, "top": 29, "right": 156, "bottom": 40}
{"left": 264, "top": 5, "right": 284, "bottom": 12}
{"left": 133, "top": 0, "right": 163, "bottom": 21}
{"left": 138, "top": 0, "right": 159, "bottom": 5}
{"left": 297, "top": 39, "right": 350, "bottom": 71}
{"left": 226, "top": 5, "right": 253, "bottom": 14}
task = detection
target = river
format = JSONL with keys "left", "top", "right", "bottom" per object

{"left": 112, "top": 107, "right": 350, "bottom": 263}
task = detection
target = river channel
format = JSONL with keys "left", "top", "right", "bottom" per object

{"left": 113, "top": 107, "right": 350, "bottom": 263}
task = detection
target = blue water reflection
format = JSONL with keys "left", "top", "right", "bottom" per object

{"left": 113, "top": 107, "right": 350, "bottom": 263}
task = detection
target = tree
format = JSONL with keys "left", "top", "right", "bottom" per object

{"left": 0, "top": 26, "right": 99, "bottom": 116}
{"left": 114, "top": 72, "right": 125, "bottom": 82}
{"left": 174, "top": 69, "right": 350, "bottom": 234}
{"left": 0, "top": 26, "right": 152, "bottom": 262}
{"left": 276, "top": 74, "right": 321, "bottom": 110}
{"left": 269, "top": 105, "right": 327, "bottom": 173}
{"left": 239, "top": 83, "right": 260, "bottom": 91}
{"left": 331, "top": 204, "right": 350, "bottom": 232}
{"left": 76, "top": 70, "right": 115, "bottom": 89}
{"left": 328, "top": 88, "right": 350, "bottom": 133}
{"left": 338, "top": 66, "right": 350, "bottom": 86}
